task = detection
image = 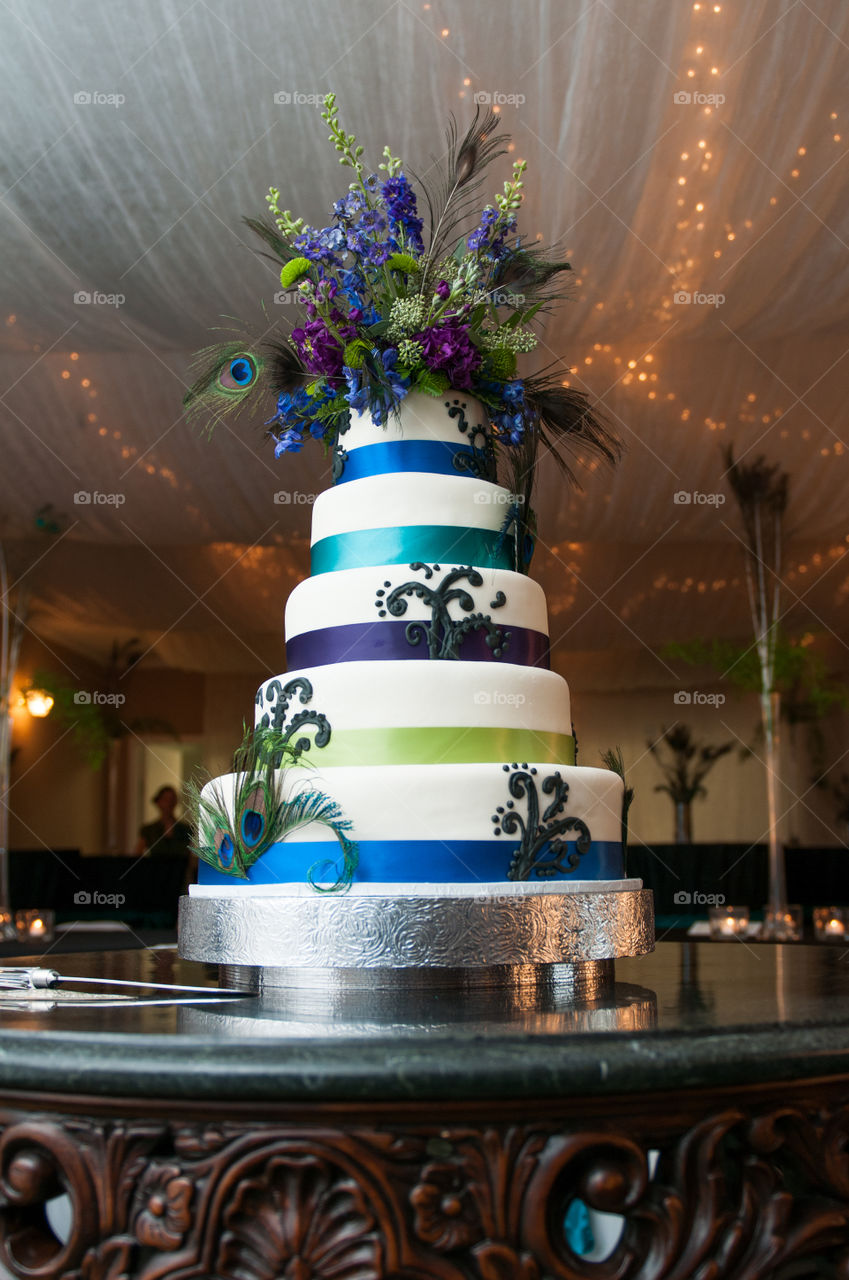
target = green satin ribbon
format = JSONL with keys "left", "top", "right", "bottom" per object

{"left": 311, "top": 525, "right": 515, "bottom": 575}
{"left": 295, "top": 726, "right": 575, "bottom": 768}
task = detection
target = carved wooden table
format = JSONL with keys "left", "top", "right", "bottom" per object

{"left": 0, "top": 941, "right": 847, "bottom": 1278}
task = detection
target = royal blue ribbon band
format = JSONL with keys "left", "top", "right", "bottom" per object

{"left": 336, "top": 440, "right": 484, "bottom": 484}
{"left": 285, "top": 620, "right": 550, "bottom": 669}
{"left": 311, "top": 526, "right": 515, "bottom": 575}
{"left": 198, "top": 838, "right": 624, "bottom": 886}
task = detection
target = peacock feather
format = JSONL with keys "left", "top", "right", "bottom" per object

{"left": 183, "top": 333, "right": 305, "bottom": 436}
{"left": 522, "top": 371, "right": 620, "bottom": 488}
{"left": 186, "top": 725, "right": 358, "bottom": 891}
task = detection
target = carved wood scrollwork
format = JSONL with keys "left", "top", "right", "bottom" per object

{"left": 0, "top": 1096, "right": 845, "bottom": 1279}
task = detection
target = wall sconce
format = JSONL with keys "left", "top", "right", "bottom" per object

{"left": 23, "top": 689, "right": 54, "bottom": 718}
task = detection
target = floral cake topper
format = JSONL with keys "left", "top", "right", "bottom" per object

{"left": 184, "top": 94, "right": 615, "bottom": 487}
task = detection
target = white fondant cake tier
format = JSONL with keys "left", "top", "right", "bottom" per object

{"left": 310, "top": 473, "right": 512, "bottom": 544}
{"left": 284, "top": 562, "right": 548, "bottom": 641}
{"left": 194, "top": 761, "right": 624, "bottom": 888}
{"left": 201, "top": 762, "right": 621, "bottom": 844}
{"left": 255, "top": 660, "right": 572, "bottom": 756}
{"left": 342, "top": 393, "right": 487, "bottom": 451}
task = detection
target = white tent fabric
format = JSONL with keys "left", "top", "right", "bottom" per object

{"left": 1, "top": 0, "right": 847, "bottom": 680}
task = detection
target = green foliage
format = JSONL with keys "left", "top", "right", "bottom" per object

{"left": 279, "top": 257, "right": 312, "bottom": 289}
{"left": 28, "top": 670, "right": 109, "bottom": 768}
{"left": 663, "top": 633, "right": 848, "bottom": 719}
{"left": 600, "top": 745, "right": 634, "bottom": 849}
{"left": 648, "top": 724, "right": 735, "bottom": 805}
{"left": 412, "top": 369, "right": 451, "bottom": 396}
{"left": 342, "top": 339, "right": 372, "bottom": 369}
{"left": 386, "top": 252, "right": 420, "bottom": 274}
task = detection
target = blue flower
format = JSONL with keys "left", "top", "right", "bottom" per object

{"left": 381, "top": 174, "right": 424, "bottom": 253}
{"left": 342, "top": 365, "right": 370, "bottom": 414}
{"left": 273, "top": 426, "right": 304, "bottom": 455}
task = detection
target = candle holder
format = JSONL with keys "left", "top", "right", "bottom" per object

{"left": 813, "top": 907, "right": 848, "bottom": 942}
{"left": 0, "top": 910, "right": 16, "bottom": 942}
{"left": 708, "top": 905, "right": 750, "bottom": 939}
{"left": 14, "top": 909, "right": 55, "bottom": 943}
{"left": 760, "top": 904, "right": 803, "bottom": 942}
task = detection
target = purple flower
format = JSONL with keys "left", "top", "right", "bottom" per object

{"left": 435, "top": 280, "right": 451, "bottom": 301}
{"left": 381, "top": 174, "right": 424, "bottom": 253}
{"left": 467, "top": 206, "right": 516, "bottom": 261}
{"left": 291, "top": 320, "right": 343, "bottom": 377}
{"left": 414, "top": 322, "right": 482, "bottom": 389}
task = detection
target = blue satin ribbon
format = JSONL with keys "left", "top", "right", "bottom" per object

{"left": 198, "top": 839, "right": 624, "bottom": 886}
{"left": 311, "top": 526, "right": 515, "bottom": 575}
{"left": 285, "top": 620, "right": 550, "bottom": 669}
{"left": 335, "top": 440, "right": 483, "bottom": 484}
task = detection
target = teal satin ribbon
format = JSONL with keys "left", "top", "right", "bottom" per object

{"left": 311, "top": 525, "right": 515, "bottom": 575}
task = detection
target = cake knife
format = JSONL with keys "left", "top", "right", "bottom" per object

{"left": 0, "top": 966, "right": 248, "bottom": 997}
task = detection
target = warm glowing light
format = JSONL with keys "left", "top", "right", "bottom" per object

{"left": 644, "top": 354, "right": 654, "bottom": 363}
{"left": 70, "top": 352, "right": 79, "bottom": 361}
{"left": 791, "top": 168, "right": 799, "bottom": 177}
{"left": 638, "top": 372, "right": 647, "bottom": 381}
{"left": 463, "top": 78, "right": 470, "bottom": 86}
{"left": 681, "top": 151, "right": 689, "bottom": 160}
{"left": 797, "top": 146, "right": 806, "bottom": 155}
{"left": 627, "top": 360, "right": 637, "bottom": 369}
{"left": 81, "top": 377, "right": 90, "bottom": 387}
{"left": 696, "top": 45, "right": 703, "bottom": 53}
{"left": 698, "top": 139, "right": 706, "bottom": 148}
{"left": 677, "top": 176, "right": 686, "bottom": 185}
{"left": 727, "top": 232, "right": 735, "bottom": 240}
{"left": 696, "top": 202, "right": 704, "bottom": 211}
{"left": 441, "top": 27, "right": 449, "bottom": 36}
{"left": 61, "top": 370, "right": 70, "bottom": 379}
{"left": 24, "top": 689, "right": 54, "bottom": 718}
{"left": 711, "top": 66, "right": 718, "bottom": 75}
{"left": 687, "top": 68, "right": 696, "bottom": 78}
{"left": 835, "top": 134, "right": 842, "bottom": 142}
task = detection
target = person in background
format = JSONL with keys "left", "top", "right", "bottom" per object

{"left": 134, "top": 785, "right": 193, "bottom": 859}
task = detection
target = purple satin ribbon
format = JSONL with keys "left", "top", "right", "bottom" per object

{"left": 285, "top": 620, "right": 550, "bottom": 668}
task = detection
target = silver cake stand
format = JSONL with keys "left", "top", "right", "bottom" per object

{"left": 178, "top": 882, "right": 655, "bottom": 995}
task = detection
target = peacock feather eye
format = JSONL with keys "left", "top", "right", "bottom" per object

{"left": 219, "top": 354, "right": 258, "bottom": 392}
{"left": 215, "top": 830, "right": 236, "bottom": 868}
{"left": 239, "top": 783, "right": 269, "bottom": 851}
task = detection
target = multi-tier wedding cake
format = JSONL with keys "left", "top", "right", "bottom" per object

{"left": 178, "top": 97, "right": 653, "bottom": 978}
{"left": 190, "top": 394, "right": 626, "bottom": 896}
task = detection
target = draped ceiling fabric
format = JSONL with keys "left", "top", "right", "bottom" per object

{"left": 1, "top": 0, "right": 848, "bottom": 688}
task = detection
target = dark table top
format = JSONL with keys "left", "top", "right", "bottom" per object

{"left": 0, "top": 941, "right": 847, "bottom": 1103}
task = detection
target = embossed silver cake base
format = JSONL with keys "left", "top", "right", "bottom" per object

{"left": 179, "top": 888, "right": 654, "bottom": 991}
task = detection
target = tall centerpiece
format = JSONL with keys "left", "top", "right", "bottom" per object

{"left": 179, "top": 99, "right": 654, "bottom": 990}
